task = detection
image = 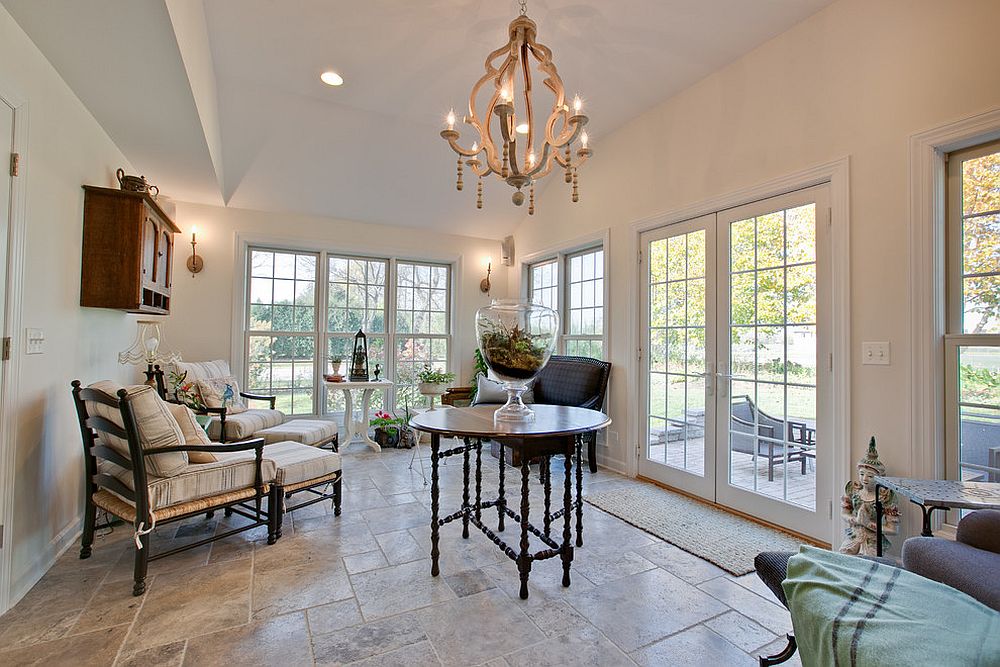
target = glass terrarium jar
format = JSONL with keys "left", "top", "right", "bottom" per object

{"left": 475, "top": 299, "right": 559, "bottom": 421}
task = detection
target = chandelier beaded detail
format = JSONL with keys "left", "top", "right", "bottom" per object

{"left": 440, "top": 0, "right": 591, "bottom": 214}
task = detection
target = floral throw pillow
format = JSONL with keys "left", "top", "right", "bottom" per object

{"left": 169, "top": 370, "right": 206, "bottom": 411}
{"left": 196, "top": 376, "right": 248, "bottom": 414}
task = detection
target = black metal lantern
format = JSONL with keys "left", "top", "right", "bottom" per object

{"left": 349, "top": 329, "right": 369, "bottom": 381}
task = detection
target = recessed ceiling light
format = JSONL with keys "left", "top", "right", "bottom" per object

{"left": 320, "top": 71, "right": 344, "bottom": 86}
{"left": 515, "top": 123, "right": 529, "bottom": 134}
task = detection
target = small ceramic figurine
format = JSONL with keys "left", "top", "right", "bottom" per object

{"left": 373, "top": 363, "right": 382, "bottom": 381}
{"left": 840, "top": 437, "right": 899, "bottom": 556}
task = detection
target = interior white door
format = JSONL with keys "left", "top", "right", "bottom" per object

{"left": 714, "top": 185, "right": 832, "bottom": 539}
{"left": 0, "top": 100, "right": 11, "bottom": 416}
{"left": 638, "top": 214, "right": 717, "bottom": 499}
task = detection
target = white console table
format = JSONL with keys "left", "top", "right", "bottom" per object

{"left": 325, "top": 379, "right": 393, "bottom": 452}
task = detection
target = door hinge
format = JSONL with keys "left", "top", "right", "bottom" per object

{"left": 637, "top": 248, "right": 642, "bottom": 264}
{"left": 826, "top": 207, "right": 832, "bottom": 227}
{"left": 9, "top": 153, "right": 18, "bottom": 177}
{"left": 0, "top": 524, "right": 4, "bottom": 548}
{"left": 828, "top": 500, "right": 833, "bottom": 520}
{"left": 829, "top": 352, "right": 833, "bottom": 372}
{"left": 2, "top": 337, "right": 10, "bottom": 361}
{"left": 637, "top": 347, "right": 642, "bottom": 362}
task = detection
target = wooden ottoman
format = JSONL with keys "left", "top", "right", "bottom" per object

{"left": 258, "top": 419, "right": 340, "bottom": 450}
{"left": 263, "top": 441, "right": 343, "bottom": 542}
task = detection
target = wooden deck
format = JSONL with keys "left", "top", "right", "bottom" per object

{"left": 648, "top": 439, "right": 817, "bottom": 510}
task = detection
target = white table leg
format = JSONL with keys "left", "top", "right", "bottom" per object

{"left": 358, "top": 388, "right": 380, "bottom": 451}
{"left": 341, "top": 388, "right": 356, "bottom": 444}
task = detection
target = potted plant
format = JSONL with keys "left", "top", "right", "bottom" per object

{"left": 417, "top": 365, "right": 455, "bottom": 393}
{"left": 396, "top": 380, "right": 420, "bottom": 448}
{"left": 370, "top": 410, "right": 405, "bottom": 448}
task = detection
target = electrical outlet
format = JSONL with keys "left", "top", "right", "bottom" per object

{"left": 25, "top": 328, "right": 44, "bottom": 354}
{"left": 861, "top": 341, "right": 890, "bottom": 365}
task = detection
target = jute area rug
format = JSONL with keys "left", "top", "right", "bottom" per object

{"left": 584, "top": 484, "right": 806, "bottom": 576}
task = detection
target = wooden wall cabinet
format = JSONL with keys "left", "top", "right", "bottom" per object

{"left": 80, "top": 186, "right": 180, "bottom": 314}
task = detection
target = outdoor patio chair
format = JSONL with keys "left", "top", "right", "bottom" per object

{"left": 730, "top": 395, "right": 811, "bottom": 482}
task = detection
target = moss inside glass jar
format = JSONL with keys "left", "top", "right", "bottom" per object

{"left": 479, "top": 323, "right": 549, "bottom": 380}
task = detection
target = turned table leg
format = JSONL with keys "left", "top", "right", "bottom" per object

{"left": 431, "top": 433, "right": 441, "bottom": 576}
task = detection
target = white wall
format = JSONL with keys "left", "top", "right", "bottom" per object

{"left": 161, "top": 201, "right": 508, "bottom": 395}
{"left": 513, "top": 0, "right": 1000, "bottom": 491}
{"left": 0, "top": 4, "right": 137, "bottom": 608}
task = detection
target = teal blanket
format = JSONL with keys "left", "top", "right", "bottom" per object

{"left": 783, "top": 546, "right": 1000, "bottom": 667}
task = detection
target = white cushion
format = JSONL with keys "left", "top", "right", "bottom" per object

{"left": 258, "top": 419, "right": 339, "bottom": 446}
{"left": 471, "top": 375, "right": 534, "bottom": 406}
{"left": 99, "top": 452, "right": 277, "bottom": 510}
{"left": 86, "top": 381, "right": 188, "bottom": 477}
{"left": 171, "top": 359, "right": 232, "bottom": 381}
{"left": 197, "top": 376, "right": 249, "bottom": 414}
{"left": 207, "top": 408, "right": 285, "bottom": 441}
{"left": 263, "top": 441, "right": 342, "bottom": 487}
{"left": 164, "top": 402, "right": 217, "bottom": 464}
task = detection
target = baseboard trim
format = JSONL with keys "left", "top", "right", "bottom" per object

{"left": 636, "top": 475, "right": 830, "bottom": 549}
{"left": 8, "top": 518, "right": 81, "bottom": 610}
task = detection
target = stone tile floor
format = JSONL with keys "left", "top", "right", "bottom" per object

{"left": 0, "top": 441, "right": 802, "bottom": 666}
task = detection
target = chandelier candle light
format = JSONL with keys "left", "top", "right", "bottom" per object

{"left": 440, "top": 0, "right": 592, "bottom": 214}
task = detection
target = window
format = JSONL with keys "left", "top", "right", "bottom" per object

{"left": 529, "top": 260, "right": 558, "bottom": 311}
{"left": 246, "top": 249, "right": 318, "bottom": 414}
{"left": 526, "top": 244, "right": 606, "bottom": 359}
{"left": 945, "top": 140, "right": 1000, "bottom": 484}
{"left": 243, "top": 247, "right": 452, "bottom": 416}
{"left": 394, "top": 261, "right": 451, "bottom": 409}
{"left": 326, "top": 256, "right": 387, "bottom": 413}
{"left": 565, "top": 247, "right": 605, "bottom": 358}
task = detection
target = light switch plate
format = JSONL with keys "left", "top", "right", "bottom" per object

{"left": 25, "top": 328, "right": 44, "bottom": 355}
{"left": 862, "top": 341, "right": 890, "bottom": 365}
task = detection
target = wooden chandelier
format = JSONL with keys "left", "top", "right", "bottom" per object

{"left": 440, "top": 3, "right": 591, "bottom": 215}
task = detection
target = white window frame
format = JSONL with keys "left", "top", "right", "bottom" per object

{"left": 943, "top": 139, "right": 1000, "bottom": 485}
{"left": 909, "top": 110, "right": 1000, "bottom": 536}
{"left": 522, "top": 230, "right": 610, "bottom": 359}
{"left": 244, "top": 247, "right": 322, "bottom": 415}
{"left": 233, "top": 236, "right": 456, "bottom": 417}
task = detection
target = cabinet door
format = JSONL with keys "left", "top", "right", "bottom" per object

{"left": 160, "top": 228, "right": 172, "bottom": 289}
{"left": 142, "top": 215, "right": 157, "bottom": 286}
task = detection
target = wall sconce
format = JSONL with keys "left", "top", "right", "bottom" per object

{"left": 186, "top": 225, "right": 204, "bottom": 275}
{"left": 480, "top": 258, "right": 492, "bottom": 294}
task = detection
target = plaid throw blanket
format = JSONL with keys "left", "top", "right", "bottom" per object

{"left": 783, "top": 546, "right": 1000, "bottom": 667}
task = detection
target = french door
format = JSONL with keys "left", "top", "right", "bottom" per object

{"left": 639, "top": 186, "right": 833, "bottom": 540}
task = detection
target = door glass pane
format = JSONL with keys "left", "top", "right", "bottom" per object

{"left": 727, "top": 205, "right": 817, "bottom": 509}
{"left": 647, "top": 230, "right": 707, "bottom": 475}
{"left": 958, "top": 346, "right": 1000, "bottom": 482}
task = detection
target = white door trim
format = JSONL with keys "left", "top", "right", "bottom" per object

{"left": 907, "top": 108, "right": 1000, "bottom": 488}
{"left": 0, "top": 88, "right": 29, "bottom": 615}
{"left": 628, "top": 157, "right": 850, "bottom": 545}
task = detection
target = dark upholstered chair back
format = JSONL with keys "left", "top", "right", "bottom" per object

{"left": 533, "top": 355, "right": 611, "bottom": 410}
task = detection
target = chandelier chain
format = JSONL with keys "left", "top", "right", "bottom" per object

{"left": 518, "top": 0, "right": 527, "bottom": 16}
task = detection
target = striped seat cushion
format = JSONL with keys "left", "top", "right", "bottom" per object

{"left": 258, "top": 419, "right": 339, "bottom": 446}
{"left": 263, "top": 441, "right": 342, "bottom": 487}
{"left": 99, "top": 452, "right": 276, "bottom": 510}
{"left": 207, "top": 409, "right": 284, "bottom": 441}
{"left": 170, "top": 359, "right": 232, "bottom": 381}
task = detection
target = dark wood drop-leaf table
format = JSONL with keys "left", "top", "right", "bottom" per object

{"left": 409, "top": 405, "right": 611, "bottom": 600}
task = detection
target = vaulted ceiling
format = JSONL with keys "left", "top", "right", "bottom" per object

{"left": 3, "top": 0, "right": 832, "bottom": 238}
